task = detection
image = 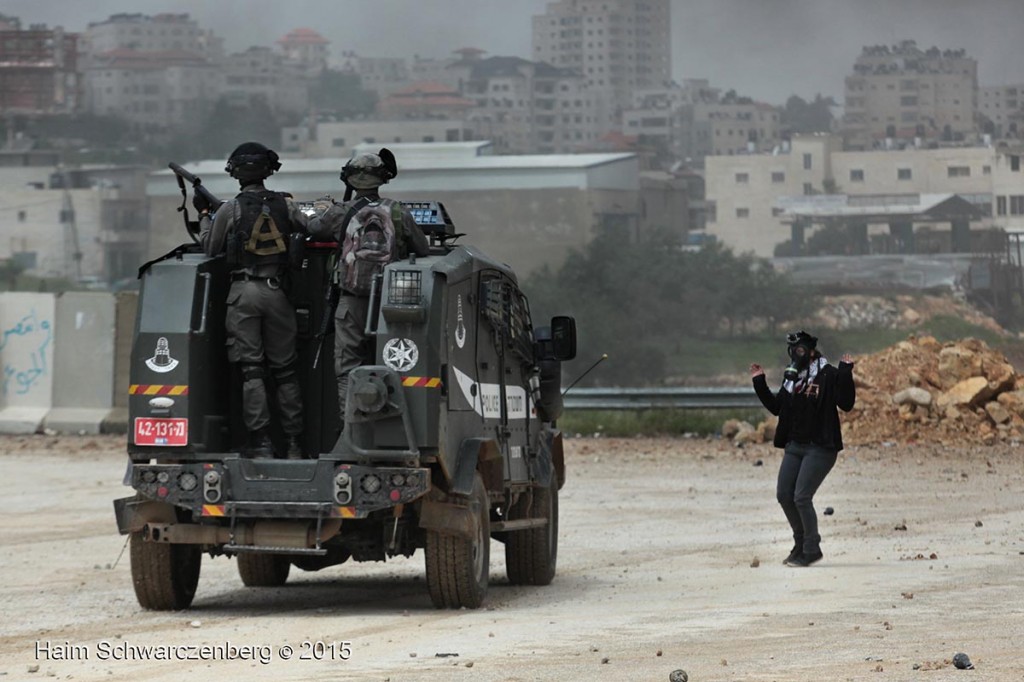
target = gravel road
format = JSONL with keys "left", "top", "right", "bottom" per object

{"left": 1, "top": 434, "right": 1022, "bottom": 681}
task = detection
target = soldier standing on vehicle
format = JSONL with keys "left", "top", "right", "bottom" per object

{"left": 308, "top": 149, "right": 429, "bottom": 426}
{"left": 749, "top": 331, "right": 856, "bottom": 567}
{"left": 197, "top": 142, "right": 308, "bottom": 459}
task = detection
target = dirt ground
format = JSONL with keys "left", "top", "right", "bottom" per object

{"left": 1, "top": 434, "right": 1022, "bottom": 682}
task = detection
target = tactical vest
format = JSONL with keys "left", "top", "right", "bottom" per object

{"left": 227, "top": 190, "right": 293, "bottom": 269}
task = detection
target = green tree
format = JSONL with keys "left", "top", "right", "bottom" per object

{"left": 781, "top": 94, "right": 836, "bottom": 134}
{"left": 311, "top": 70, "right": 378, "bottom": 118}
{"left": 525, "top": 228, "right": 817, "bottom": 385}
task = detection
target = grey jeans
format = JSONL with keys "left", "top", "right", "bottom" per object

{"left": 776, "top": 441, "right": 837, "bottom": 555}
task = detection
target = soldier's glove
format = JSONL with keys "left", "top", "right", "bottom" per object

{"left": 192, "top": 193, "right": 212, "bottom": 213}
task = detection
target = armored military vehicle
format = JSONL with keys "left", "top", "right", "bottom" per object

{"left": 114, "top": 185, "right": 576, "bottom": 610}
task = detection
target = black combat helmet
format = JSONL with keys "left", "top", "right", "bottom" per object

{"left": 225, "top": 142, "right": 282, "bottom": 182}
{"left": 340, "top": 148, "right": 398, "bottom": 190}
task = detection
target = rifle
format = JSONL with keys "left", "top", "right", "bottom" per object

{"left": 168, "top": 162, "right": 223, "bottom": 243}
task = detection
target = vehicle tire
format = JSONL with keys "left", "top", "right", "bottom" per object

{"left": 237, "top": 553, "right": 291, "bottom": 587}
{"left": 130, "top": 531, "right": 202, "bottom": 610}
{"left": 425, "top": 473, "right": 490, "bottom": 609}
{"left": 505, "top": 472, "right": 558, "bottom": 586}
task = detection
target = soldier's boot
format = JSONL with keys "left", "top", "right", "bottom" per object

{"left": 285, "top": 436, "right": 304, "bottom": 460}
{"left": 244, "top": 429, "right": 274, "bottom": 459}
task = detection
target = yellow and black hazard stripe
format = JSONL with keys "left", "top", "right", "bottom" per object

{"left": 401, "top": 376, "right": 441, "bottom": 388}
{"left": 129, "top": 384, "right": 189, "bottom": 396}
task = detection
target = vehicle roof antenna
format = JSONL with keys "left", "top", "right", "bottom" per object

{"left": 562, "top": 354, "right": 608, "bottom": 397}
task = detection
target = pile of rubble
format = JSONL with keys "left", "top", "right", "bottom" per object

{"left": 726, "top": 335, "right": 1024, "bottom": 446}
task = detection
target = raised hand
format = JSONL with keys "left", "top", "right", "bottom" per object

{"left": 841, "top": 353, "right": 855, "bottom": 365}
{"left": 749, "top": 363, "right": 765, "bottom": 378}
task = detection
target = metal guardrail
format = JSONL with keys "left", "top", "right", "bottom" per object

{"left": 563, "top": 387, "right": 760, "bottom": 411}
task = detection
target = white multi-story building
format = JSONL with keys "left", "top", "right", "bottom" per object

{"left": 622, "top": 80, "right": 782, "bottom": 161}
{"left": 532, "top": 0, "right": 671, "bottom": 130}
{"left": 336, "top": 51, "right": 410, "bottom": 97}
{"left": 80, "top": 13, "right": 222, "bottom": 63}
{"left": 843, "top": 40, "right": 977, "bottom": 150}
{"left": 222, "top": 46, "right": 309, "bottom": 117}
{"left": 276, "top": 27, "right": 328, "bottom": 75}
{"left": 706, "top": 133, "right": 996, "bottom": 258}
{"left": 280, "top": 120, "right": 475, "bottom": 157}
{"left": 978, "top": 85, "right": 1024, "bottom": 140}
{"left": 459, "top": 55, "right": 599, "bottom": 154}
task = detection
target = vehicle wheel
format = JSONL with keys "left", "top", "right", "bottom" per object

{"left": 130, "top": 531, "right": 201, "bottom": 610}
{"left": 425, "top": 473, "right": 490, "bottom": 609}
{"left": 505, "top": 472, "right": 558, "bottom": 586}
{"left": 237, "top": 553, "right": 291, "bottom": 587}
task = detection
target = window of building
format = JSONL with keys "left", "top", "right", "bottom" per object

{"left": 735, "top": 172, "right": 749, "bottom": 184}
{"left": 331, "top": 137, "right": 346, "bottom": 147}
{"left": 850, "top": 169, "right": 865, "bottom": 182}
{"left": 772, "top": 207, "right": 784, "bottom": 217}
{"left": 803, "top": 153, "right": 812, "bottom": 170}
{"left": 948, "top": 166, "right": 970, "bottom": 178}
{"left": 898, "top": 168, "right": 912, "bottom": 180}
{"left": 997, "top": 195, "right": 1008, "bottom": 216}
{"left": 1012, "top": 155, "right": 1021, "bottom": 172}
{"left": 736, "top": 207, "right": 749, "bottom": 218}
{"left": 803, "top": 182, "right": 813, "bottom": 195}
{"left": 1011, "top": 195, "right": 1024, "bottom": 215}
{"left": 983, "top": 165, "right": 991, "bottom": 175}
{"left": 771, "top": 171, "right": 785, "bottom": 183}
{"left": 17, "top": 210, "right": 26, "bottom": 222}
{"left": 422, "top": 136, "right": 434, "bottom": 142}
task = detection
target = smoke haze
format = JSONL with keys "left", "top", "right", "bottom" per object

{"left": 3, "top": 0, "right": 1024, "bottom": 102}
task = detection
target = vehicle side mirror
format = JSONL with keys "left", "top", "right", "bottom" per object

{"left": 550, "top": 316, "right": 576, "bottom": 361}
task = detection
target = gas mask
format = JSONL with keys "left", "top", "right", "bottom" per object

{"left": 783, "top": 331, "right": 817, "bottom": 381}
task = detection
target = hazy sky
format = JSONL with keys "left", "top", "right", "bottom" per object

{"left": 5, "top": 0, "right": 1024, "bottom": 103}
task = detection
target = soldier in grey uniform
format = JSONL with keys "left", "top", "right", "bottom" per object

{"left": 197, "top": 142, "right": 308, "bottom": 458}
{"left": 308, "top": 149, "right": 429, "bottom": 426}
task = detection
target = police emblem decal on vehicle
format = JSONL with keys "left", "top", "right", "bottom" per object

{"left": 452, "top": 366, "right": 529, "bottom": 419}
{"left": 455, "top": 295, "right": 467, "bottom": 349}
{"left": 145, "top": 337, "right": 179, "bottom": 373}
{"left": 383, "top": 338, "right": 419, "bottom": 372}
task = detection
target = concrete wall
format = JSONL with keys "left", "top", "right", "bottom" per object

{"left": 0, "top": 293, "right": 56, "bottom": 433}
{"left": 44, "top": 292, "right": 115, "bottom": 434}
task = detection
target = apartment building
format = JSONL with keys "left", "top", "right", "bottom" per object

{"left": 80, "top": 13, "right": 223, "bottom": 63}
{"left": 337, "top": 50, "right": 410, "bottom": 97}
{"left": 532, "top": 0, "right": 671, "bottom": 129}
{"left": 280, "top": 119, "right": 474, "bottom": 157}
{"left": 276, "top": 27, "right": 328, "bottom": 75}
{"left": 706, "top": 133, "right": 995, "bottom": 258}
{"left": 222, "top": 46, "right": 309, "bottom": 117}
{"left": 460, "top": 55, "right": 600, "bottom": 154}
{"left": 622, "top": 80, "right": 781, "bottom": 161}
{"left": 978, "top": 84, "right": 1024, "bottom": 140}
{"left": 843, "top": 40, "right": 977, "bottom": 150}
{"left": 0, "top": 15, "right": 79, "bottom": 114}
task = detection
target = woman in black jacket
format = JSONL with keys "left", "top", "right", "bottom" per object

{"left": 750, "top": 331, "right": 856, "bottom": 567}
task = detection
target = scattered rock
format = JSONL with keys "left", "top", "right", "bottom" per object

{"left": 824, "top": 506, "right": 834, "bottom": 515}
{"left": 975, "top": 520, "right": 983, "bottom": 527}
{"left": 669, "top": 670, "right": 689, "bottom": 682}
{"left": 189, "top": 620, "right": 201, "bottom": 628}
{"left": 892, "top": 387, "right": 932, "bottom": 408}
{"left": 750, "top": 557, "right": 760, "bottom": 568}
{"left": 601, "top": 657, "right": 610, "bottom": 664}
{"left": 894, "top": 522, "right": 907, "bottom": 531}
{"left": 28, "top": 664, "right": 40, "bottom": 673}
{"left": 952, "top": 652, "right": 974, "bottom": 670}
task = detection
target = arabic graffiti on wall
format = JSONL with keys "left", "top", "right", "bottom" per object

{"left": 1, "top": 309, "right": 53, "bottom": 397}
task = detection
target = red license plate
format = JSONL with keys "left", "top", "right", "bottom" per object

{"left": 134, "top": 418, "right": 188, "bottom": 446}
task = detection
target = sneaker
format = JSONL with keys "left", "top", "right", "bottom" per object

{"left": 788, "top": 551, "right": 824, "bottom": 567}
{"left": 286, "top": 436, "right": 304, "bottom": 460}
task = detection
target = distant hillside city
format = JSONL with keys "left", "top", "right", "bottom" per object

{"left": 2, "top": 3, "right": 1024, "bottom": 298}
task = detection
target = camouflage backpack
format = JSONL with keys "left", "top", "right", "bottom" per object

{"left": 340, "top": 199, "right": 401, "bottom": 296}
